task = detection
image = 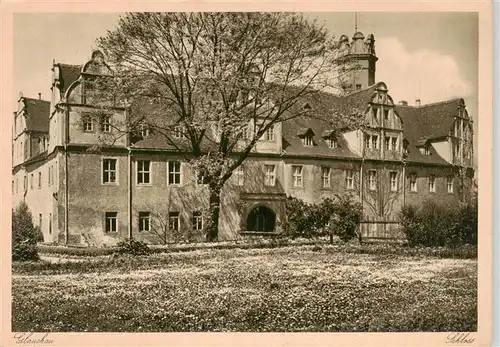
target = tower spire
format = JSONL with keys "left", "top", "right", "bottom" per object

{"left": 355, "top": 12, "right": 358, "bottom": 31}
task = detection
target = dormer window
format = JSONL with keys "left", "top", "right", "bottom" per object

{"left": 322, "top": 130, "right": 338, "bottom": 149}
{"left": 327, "top": 138, "right": 338, "bottom": 149}
{"left": 303, "top": 135, "right": 313, "bottom": 147}
{"left": 173, "top": 125, "right": 184, "bottom": 139}
{"left": 140, "top": 124, "right": 150, "bottom": 138}
{"left": 419, "top": 146, "right": 431, "bottom": 155}
{"left": 264, "top": 125, "right": 275, "bottom": 141}
{"left": 298, "top": 128, "right": 315, "bottom": 147}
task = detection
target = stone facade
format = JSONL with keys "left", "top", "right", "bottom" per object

{"left": 12, "top": 32, "right": 475, "bottom": 246}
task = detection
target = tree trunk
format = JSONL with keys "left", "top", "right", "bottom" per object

{"left": 206, "top": 185, "right": 222, "bottom": 242}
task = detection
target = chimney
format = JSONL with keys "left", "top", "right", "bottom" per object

{"left": 415, "top": 99, "right": 421, "bottom": 107}
{"left": 398, "top": 100, "right": 408, "bottom": 106}
{"left": 38, "top": 93, "right": 41, "bottom": 100}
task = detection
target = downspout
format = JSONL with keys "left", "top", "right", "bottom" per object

{"left": 402, "top": 160, "right": 406, "bottom": 207}
{"left": 64, "top": 107, "right": 69, "bottom": 245}
{"left": 126, "top": 109, "right": 133, "bottom": 240}
{"left": 360, "top": 130, "right": 365, "bottom": 218}
{"left": 127, "top": 147, "right": 133, "bottom": 239}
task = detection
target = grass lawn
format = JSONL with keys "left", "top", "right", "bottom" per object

{"left": 12, "top": 244, "right": 477, "bottom": 332}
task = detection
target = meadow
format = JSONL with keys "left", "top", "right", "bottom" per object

{"left": 12, "top": 244, "right": 477, "bottom": 332}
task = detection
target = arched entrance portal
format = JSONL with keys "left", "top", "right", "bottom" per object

{"left": 246, "top": 205, "right": 276, "bottom": 232}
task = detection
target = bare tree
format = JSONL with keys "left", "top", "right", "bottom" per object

{"left": 354, "top": 167, "right": 404, "bottom": 239}
{"left": 87, "top": 13, "right": 365, "bottom": 240}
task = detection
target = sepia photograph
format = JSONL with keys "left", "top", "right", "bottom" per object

{"left": 3, "top": 6, "right": 493, "bottom": 345}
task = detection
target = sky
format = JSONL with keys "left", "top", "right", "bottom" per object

{"left": 13, "top": 12, "right": 478, "bottom": 160}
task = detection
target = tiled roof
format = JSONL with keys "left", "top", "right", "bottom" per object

{"left": 281, "top": 114, "right": 360, "bottom": 159}
{"left": 23, "top": 97, "right": 50, "bottom": 133}
{"left": 279, "top": 83, "right": 381, "bottom": 159}
{"left": 396, "top": 99, "right": 462, "bottom": 165}
{"left": 396, "top": 98, "right": 462, "bottom": 143}
{"left": 57, "top": 64, "right": 82, "bottom": 96}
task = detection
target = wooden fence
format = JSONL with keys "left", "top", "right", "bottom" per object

{"left": 358, "top": 218, "right": 405, "bottom": 240}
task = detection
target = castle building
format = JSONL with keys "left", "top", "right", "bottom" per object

{"left": 12, "top": 32, "right": 474, "bottom": 246}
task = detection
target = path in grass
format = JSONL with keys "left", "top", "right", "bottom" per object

{"left": 12, "top": 246, "right": 477, "bottom": 332}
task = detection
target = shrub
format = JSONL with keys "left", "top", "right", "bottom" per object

{"left": 12, "top": 202, "right": 42, "bottom": 262}
{"left": 285, "top": 196, "right": 320, "bottom": 238}
{"left": 400, "top": 199, "right": 478, "bottom": 248}
{"left": 285, "top": 195, "right": 363, "bottom": 242}
{"left": 114, "top": 239, "right": 151, "bottom": 256}
{"left": 326, "top": 195, "right": 363, "bottom": 243}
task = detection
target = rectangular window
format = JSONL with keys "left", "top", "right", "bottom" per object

{"left": 345, "top": 170, "right": 354, "bottom": 190}
{"left": 173, "top": 126, "right": 184, "bottom": 138}
{"left": 265, "top": 125, "right": 275, "bottom": 141}
{"left": 140, "top": 124, "right": 150, "bottom": 138}
{"left": 264, "top": 164, "right": 276, "bottom": 186}
{"left": 49, "top": 213, "right": 52, "bottom": 235}
{"left": 364, "top": 134, "right": 371, "bottom": 149}
{"left": 447, "top": 176, "right": 454, "bottom": 194}
{"left": 192, "top": 211, "right": 203, "bottom": 231}
{"left": 39, "top": 213, "right": 42, "bottom": 229}
{"left": 409, "top": 173, "right": 417, "bottom": 192}
{"left": 168, "top": 161, "right": 181, "bottom": 186}
{"left": 425, "top": 146, "right": 431, "bottom": 155}
{"left": 384, "top": 109, "right": 390, "bottom": 124}
{"left": 385, "top": 137, "right": 390, "bottom": 150}
{"left": 391, "top": 137, "right": 398, "bottom": 151}
{"left": 327, "top": 138, "right": 338, "bottom": 149}
{"left": 303, "top": 135, "right": 313, "bottom": 147}
{"left": 292, "top": 165, "right": 303, "bottom": 187}
{"left": 429, "top": 175, "right": 436, "bottom": 193}
{"left": 38, "top": 172, "right": 42, "bottom": 189}
{"left": 139, "top": 212, "right": 150, "bottom": 232}
{"left": 389, "top": 171, "right": 398, "bottom": 191}
{"left": 321, "top": 167, "right": 331, "bottom": 188}
{"left": 455, "top": 144, "right": 460, "bottom": 158}
{"left": 24, "top": 176, "right": 27, "bottom": 191}
{"left": 372, "top": 135, "right": 379, "bottom": 149}
{"left": 83, "top": 115, "right": 93, "bottom": 132}
{"left": 137, "top": 160, "right": 151, "bottom": 184}
{"left": 195, "top": 170, "right": 208, "bottom": 186}
{"left": 12, "top": 180, "right": 14, "bottom": 195}
{"left": 356, "top": 84, "right": 362, "bottom": 91}
{"left": 100, "top": 115, "right": 111, "bottom": 132}
{"left": 105, "top": 212, "right": 118, "bottom": 233}
{"left": 103, "top": 159, "right": 117, "bottom": 184}
{"left": 169, "top": 212, "right": 180, "bottom": 232}
{"left": 15, "top": 178, "right": 18, "bottom": 194}
{"left": 372, "top": 108, "right": 379, "bottom": 123}
{"left": 30, "top": 174, "right": 34, "bottom": 190}
{"left": 368, "top": 170, "right": 377, "bottom": 191}
{"left": 48, "top": 167, "right": 52, "bottom": 185}
{"left": 235, "top": 165, "right": 244, "bottom": 186}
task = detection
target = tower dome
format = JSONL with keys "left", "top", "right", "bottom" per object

{"left": 352, "top": 31, "right": 365, "bottom": 40}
